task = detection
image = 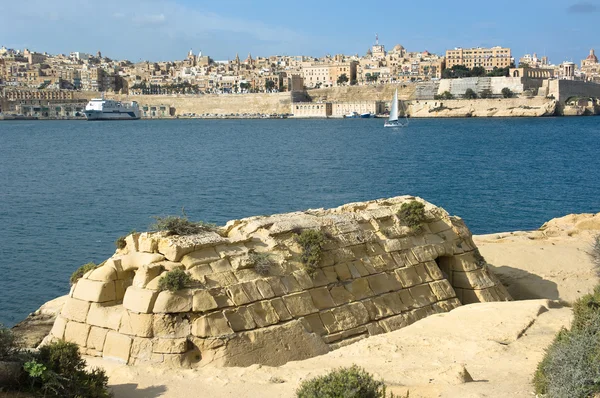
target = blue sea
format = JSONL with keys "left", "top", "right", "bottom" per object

{"left": 1, "top": 117, "right": 599, "bottom": 326}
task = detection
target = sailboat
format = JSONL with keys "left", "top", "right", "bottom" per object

{"left": 384, "top": 88, "right": 408, "bottom": 128}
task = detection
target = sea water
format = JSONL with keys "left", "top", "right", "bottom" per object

{"left": 1, "top": 117, "right": 599, "bottom": 326}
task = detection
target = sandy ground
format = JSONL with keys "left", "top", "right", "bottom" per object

{"left": 80, "top": 213, "right": 599, "bottom": 398}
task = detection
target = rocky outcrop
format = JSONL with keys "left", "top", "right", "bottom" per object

{"left": 408, "top": 98, "right": 557, "bottom": 118}
{"left": 46, "top": 196, "right": 510, "bottom": 368}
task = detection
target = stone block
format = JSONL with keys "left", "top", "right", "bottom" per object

{"left": 331, "top": 302, "right": 370, "bottom": 330}
{"left": 241, "top": 281, "right": 263, "bottom": 302}
{"left": 209, "top": 258, "right": 233, "bottom": 273}
{"left": 430, "top": 280, "right": 456, "bottom": 301}
{"left": 351, "top": 261, "right": 371, "bottom": 277}
{"left": 188, "top": 264, "right": 213, "bottom": 280}
{"left": 234, "top": 269, "right": 261, "bottom": 282}
{"left": 266, "top": 277, "right": 287, "bottom": 296}
{"left": 116, "top": 278, "right": 133, "bottom": 300}
{"left": 72, "top": 279, "right": 116, "bottom": 303}
{"left": 378, "top": 313, "right": 411, "bottom": 333}
{"left": 131, "top": 337, "right": 153, "bottom": 362}
{"left": 382, "top": 238, "right": 412, "bottom": 253}
{"left": 409, "top": 284, "right": 436, "bottom": 307}
{"left": 153, "top": 314, "right": 191, "bottom": 338}
{"left": 224, "top": 307, "right": 256, "bottom": 331}
{"left": 210, "top": 288, "right": 234, "bottom": 308}
{"left": 120, "top": 252, "right": 165, "bottom": 271}
{"left": 330, "top": 285, "right": 355, "bottom": 306}
{"left": 215, "top": 243, "right": 248, "bottom": 258}
{"left": 424, "top": 261, "right": 445, "bottom": 280}
{"left": 88, "top": 264, "right": 118, "bottom": 282}
{"left": 123, "top": 287, "right": 158, "bottom": 314}
{"left": 280, "top": 275, "right": 302, "bottom": 294}
{"left": 282, "top": 291, "right": 318, "bottom": 317}
{"left": 181, "top": 247, "right": 220, "bottom": 268}
{"left": 204, "top": 271, "right": 237, "bottom": 288}
{"left": 370, "top": 293, "right": 407, "bottom": 319}
{"left": 153, "top": 338, "right": 189, "bottom": 354}
{"left": 103, "top": 331, "right": 132, "bottom": 364}
{"left": 138, "top": 232, "right": 159, "bottom": 253}
{"left": 144, "top": 276, "right": 162, "bottom": 291}
{"left": 64, "top": 321, "right": 90, "bottom": 346}
{"left": 366, "top": 273, "right": 400, "bottom": 295}
{"left": 226, "top": 284, "right": 252, "bottom": 305}
{"left": 398, "top": 289, "right": 416, "bottom": 309}
{"left": 153, "top": 289, "right": 193, "bottom": 313}
{"left": 192, "top": 290, "right": 219, "bottom": 312}
{"left": 269, "top": 298, "right": 293, "bottom": 321}
{"left": 344, "top": 278, "right": 374, "bottom": 300}
{"left": 87, "top": 303, "right": 123, "bottom": 330}
{"left": 411, "top": 245, "right": 438, "bottom": 263}
{"left": 395, "top": 267, "right": 423, "bottom": 288}
{"left": 61, "top": 298, "right": 91, "bottom": 323}
{"left": 321, "top": 266, "right": 340, "bottom": 284}
{"left": 158, "top": 238, "right": 196, "bottom": 263}
{"left": 414, "top": 264, "right": 434, "bottom": 283}
{"left": 451, "top": 252, "right": 481, "bottom": 272}
{"left": 119, "top": 310, "right": 153, "bottom": 337}
{"left": 255, "top": 279, "right": 275, "bottom": 299}
{"left": 346, "top": 262, "right": 363, "bottom": 278}
{"left": 319, "top": 310, "right": 339, "bottom": 334}
{"left": 311, "top": 269, "right": 332, "bottom": 287}
{"left": 230, "top": 255, "right": 254, "bottom": 271}
{"left": 192, "top": 312, "right": 233, "bottom": 338}
{"left": 293, "top": 270, "right": 314, "bottom": 289}
{"left": 453, "top": 270, "right": 496, "bottom": 290}
{"left": 333, "top": 263, "right": 352, "bottom": 281}
{"left": 309, "top": 287, "right": 336, "bottom": 310}
{"left": 247, "top": 301, "right": 279, "bottom": 327}
{"left": 428, "top": 219, "right": 452, "bottom": 234}
{"left": 302, "top": 313, "right": 327, "bottom": 336}
{"left": 132, "top": 264, "right": 164, "bottom": 288}
{"left": 125, "top": 233, "right": 139, "bottom": 252}
{"left": 87, "top": 327, "right": 109, "bottom": 351}
{"left": 50, "top": 315, "right": 67, "bottom": 340}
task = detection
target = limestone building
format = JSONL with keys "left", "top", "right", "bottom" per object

{"left": 446, "top": 46, "right": 513, "bottom": 71}
{"left": 47, "top": 196, "right": 510, "bottom": 368}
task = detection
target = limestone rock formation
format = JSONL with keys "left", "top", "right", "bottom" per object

{"left": 47, "top": 196, "right": 510, "bottom": 368}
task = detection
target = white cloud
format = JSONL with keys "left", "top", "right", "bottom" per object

{"left": 132, "top": 13, "right": 166, "bottom": 25}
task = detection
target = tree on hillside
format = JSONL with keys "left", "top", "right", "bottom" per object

{"left": 470, "top": 66, "right": 487, "bottom": 77}
{"left": 442, "top": 65, "right": 471, "bottom": 79}
{"left": 337, "top": 73, "right": 349, "bottom": 85}
{"left": 434, "top": 91, "right": 454, "bottom": 100}
{"left": 265, "top": 79, "right": 275, "bottom": 91}
{"left": 487, "top": 66, "right": 511, "bottom": 77}
{"left": 502, "top": 87, "right": 514, "bottom": 98}
{"left": 463, "top": 88, "right": 478, "bottom": 99}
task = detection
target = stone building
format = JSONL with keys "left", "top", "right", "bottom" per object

{"left": 446, "top": 46, "right": 513, "bottom": 71}
{"left": 47, "top": 196, "right": 510, "bottom": 368}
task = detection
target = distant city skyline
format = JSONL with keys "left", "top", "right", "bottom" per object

{"left": 1, "top": 0, "right": 599, "bottom": 64}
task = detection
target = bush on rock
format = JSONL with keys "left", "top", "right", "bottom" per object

{"left": 70, "top": 262, "right": 97, "bottom": 285}
{"left": 398, "top": 201, "right": 426, "bottom": 230}
{"left": 151, "top": 215, "right": 217, "bottom": 236}
{"left": 295, "top": 230, "right": 326, "bottom": 275}
{"left": 296, "top": 365, "right": 389, "bottom": 398}
{"left": 158, "top": 269, "right": 194, "bottom": 292}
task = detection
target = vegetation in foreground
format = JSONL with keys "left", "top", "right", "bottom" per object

{"left": 151, "top": 211, "right": 217, "bottom": 236}
{"left": 534, "top": 234, "right": 600, "bottom": 397}
{"left": 69, "top": 262, "right": 97, "bottom": 285}
{"left": 249, "top": 251, "right": 274, "bottom": 276}
{"left": 295, "top": 229, "right": 327, "bottom": 275}
{"left": 398, "top": 201, "right": 426, "bottom": 230}
{"left": 296, "top": 365, "right": 404, "bottom": 398}
{"left": 157, "top": 269, "right": 195, "bottom": 292}
{"left": 0, "top": 328, "right": 111, "bottom": 398}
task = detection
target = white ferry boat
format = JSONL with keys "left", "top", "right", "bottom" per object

{"left": 84, "top": 96, "right": 141, "bottom": 120}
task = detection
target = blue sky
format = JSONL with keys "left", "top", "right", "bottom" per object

{"left": 0, "top": 0, "right": 598, "bottom": 64}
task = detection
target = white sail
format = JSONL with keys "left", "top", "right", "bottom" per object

{"left": 389, "top": 88, "right": 399, "bottom": 122}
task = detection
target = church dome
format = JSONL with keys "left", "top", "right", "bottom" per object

{"left": 586, "top": 49, "right": 598, "bottom": 63}
{"left": 393, "top": 44, "right": 405, "bottom": 52}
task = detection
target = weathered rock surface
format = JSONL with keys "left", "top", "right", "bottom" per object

{"left": 46, "top": 196, "right": 511, "bottom": 368}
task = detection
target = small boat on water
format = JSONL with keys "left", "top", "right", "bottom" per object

{"left": 84, "top": 95, "right": 141, "bottom": 120}
{"left": 360, "top": 113, "right": 373, "bottom": 118}
{"left": 384, "top": 88, "right": 408, "bottom": 128}
{"left": 345, "top": 112, "right": 360, "bottom": 118}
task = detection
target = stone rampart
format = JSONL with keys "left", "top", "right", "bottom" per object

{"left": 48, "top": 197, "right": 510, "bottom": 368}
{"left": 549, "top": 79, "right": 600, "bottom": 102}
{"left": 408, "top": 98, "right": 556, "bottom": 117}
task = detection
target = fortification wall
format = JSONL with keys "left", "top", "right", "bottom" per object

{"left": 436, "top": 77, "right": 526, "bottom": 98}
{"left": 408, "top": 97, "right": 556, "bottom": 117}
{"left": 48, "top": 196, "right": 510, "bottom": 368}
{"left": 307, "top": 84, "right": 416, "bottom": 102}
{"left": 550, "top": 79, "right": 600, "bottom": 102}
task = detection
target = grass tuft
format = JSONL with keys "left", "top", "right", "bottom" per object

{"left": 157, "top": 269, "right": 194, "bottom": 292}
{"left": 295, "top": 229, "right": 326, "bottom": 275}
{"left": 70, "top": 262, "right": 97, "bottom": 285}
{"left": 398, "top": 201, "right": 426, "bottom": 230}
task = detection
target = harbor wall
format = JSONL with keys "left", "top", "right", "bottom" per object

{"left": 407, "top": 97, "right": 557, "bottom": 118}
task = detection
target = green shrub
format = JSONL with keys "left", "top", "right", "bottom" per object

{"left": 158, "top": 269, "right": 194, "bottom": 292}
{"left": 296, "top": 365, "right": 386, "bottom": 398}
{"left": 69, "top": 262, "right": 97, "bottom": 285}
{"left": 151, "top": 215, "right": 217, "bottom": 236}
{"left": 592, "top": 235, "right": 600, "bottom": 274}
{"left": 114, "top": 235, "right": 127, "bottom": 250}
{"left": 25, "top": 341, "right": 111, "bottom": 398}
{"left": 534, "top": 283, "right": 600, "bottom": 397}
{"left": 398, "top": 201, "right": 426, "bottom": 229}
{"left": 0, "top": 324, "right": 21, "bottom": 360}
{"left": 249, "top": 252, "right": 273, "bottom": 276}
{"left": 295, "top": 230, "right": 326, "bottom": 275}
{"left": 463, "top": 88, "right": 477, "bottom": 99}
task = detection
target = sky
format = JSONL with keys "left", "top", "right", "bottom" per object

{"left": 1, "top": 0, "right": 599, "bottom": 65}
